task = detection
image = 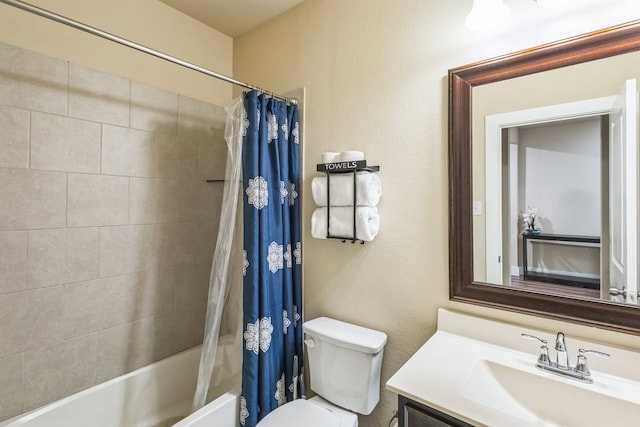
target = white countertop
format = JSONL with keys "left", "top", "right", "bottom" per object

{"left": 386, "top": 309, "right": 640, "bottom": 427}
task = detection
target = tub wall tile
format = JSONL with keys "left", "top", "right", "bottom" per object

{"left": 0, "top": 169, "right": 67, "bottom": 230}
{"left": 178, "top": 95, "right": 225, "bottom": 141}
{"left": 129, "top": 177, "right": 178, "bottom": 225}
{"left": 0, "top": 105, "right": 29, "bottom": 169}
{"left": 100, "top": 223, "right": 193, "bottom": 276}
{"left": 0, "top": 231, "right": 27, "bottom": 295}
{"left": 30, "top": 112, "right": 101, "bottom": 174}
{"left": 153, "top": 309, "right": 196, "bottom": 360}
{"left": 102, "top": 125, "right": 156, "bottom": 177}
{"left": 68, "top": 63, "right": 130, "bottom": 127}
{"left": 195, "top": 220, "right": 220, "bottom": 265}
{"left": 175, "top": 263, "right": 211, "bottom": 342}
{"left": 95, "top": 318, "right": 155, "bottom": 383}
{"left": 156, "top": 134, "right": 198, "bottom": 179}
{"left": 0, "top": 43, "right": 68, "bottom": 115}
{"left": 154, "top": 223, "right": 197, "bottom": 267}
{"left": 130, "top": 82, "right": 178, "bottom": 135}
{"left": 197, "top": 135, "right": 227, "bottom": 181}
{"left": 0, "top": 287, "right": 64, "bottom": 358}
{"left": 28, "top": 228, "right": 100, "bottom": 289}
{"left": 99, "top": 225, "right": 156, "bottom": 277}
{"left": 0, "top": 42, "right": 227, "bottom": 422}
{"left": 23, "top": 335, "right": 97, "bottom": 410}
{"left": 63, "top": 276, "right": 128, "bottom": 339}
{"left": 67, "top": 174, "right": 130, "bottom": 227}
{"left": 0, "top": 354, "right": 23, "bottom": 421}
{"left": 175, "top": 263, "right": 209, "bottom": 314}
{"left": 177, "top": 180, "right": 223, "bottom": 222}
{"left": 124, "top": 269, "right": 175, "bottom": 321}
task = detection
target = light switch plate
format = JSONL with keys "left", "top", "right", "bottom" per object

{"left": 473, "top": 201, "right": 482, "bottom": 216}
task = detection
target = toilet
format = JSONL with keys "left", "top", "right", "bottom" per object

{"left": 257, "top": 316, "right": 388, "bottom": 427}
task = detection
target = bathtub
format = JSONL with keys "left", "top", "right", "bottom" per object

{"left": 0, "top": 345, "right": 240, "bottom": 427}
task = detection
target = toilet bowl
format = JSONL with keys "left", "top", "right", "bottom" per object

{"left": 255, "top": 317, "right": 387, "bottom": 427}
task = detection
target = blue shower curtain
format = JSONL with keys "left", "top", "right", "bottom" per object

{"left": 240, "top": 91, "right": 303, "bottom": 426}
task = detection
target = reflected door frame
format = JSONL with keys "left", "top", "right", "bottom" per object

{"left": 609, "top": 79, "right": 639, "bottom": 304}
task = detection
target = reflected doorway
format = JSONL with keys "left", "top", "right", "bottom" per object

{"left": 482, "top": 80, "right": 638, "bottom": 305}
{"left": 506, "top": 117, "right": 605, "bottom": 299}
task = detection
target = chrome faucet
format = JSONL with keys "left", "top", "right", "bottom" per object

{"left": 555, "top": 332, "right": 569, "bottom": 369}
{"left": 522, "top": 332, "right": 610, "bottom": 384}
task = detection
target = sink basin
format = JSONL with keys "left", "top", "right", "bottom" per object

{"left": 462, "top": 359, "right": 640, "bottom": 427}
{"left": 387, "top": 310, "right": 640, "bottom": 427}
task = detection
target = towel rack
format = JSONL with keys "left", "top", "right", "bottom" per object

{"left": 316, "top": 160, "right": 380, "bottom": 244}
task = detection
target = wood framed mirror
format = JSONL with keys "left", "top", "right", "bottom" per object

{"left": 449, "top": 19, "right": 640, "bottom": 334}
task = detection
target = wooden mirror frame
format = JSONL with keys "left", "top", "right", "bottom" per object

{"left": 449, "top": 20, "right": 640, "bottom": 334}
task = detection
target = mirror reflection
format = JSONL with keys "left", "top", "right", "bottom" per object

{"left": 471, "top": 49, "right": 640, "bottom": 306}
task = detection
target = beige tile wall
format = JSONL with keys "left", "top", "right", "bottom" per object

{"left": 0, "top": 42, "right": 227, "bottom": 422}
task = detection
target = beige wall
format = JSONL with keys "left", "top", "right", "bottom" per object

{"left": 0, "top": 0, "right": 233, "bottom": 105}
{"left": 234, "top": 1, "right": 640, "bottom": 426}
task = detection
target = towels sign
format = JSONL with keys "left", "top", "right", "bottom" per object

{"left": 316, "top": 160, "right": 367, "bottom": 172}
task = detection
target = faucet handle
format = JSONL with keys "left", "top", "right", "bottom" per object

{"left": 521, "top": 333, "right": 550, "bottom": 365}
{"left": 555, "top": 332, "right": 567, "bottom": 351}
{"left": 575, "top": 348, "right": 611, "bottom": 376}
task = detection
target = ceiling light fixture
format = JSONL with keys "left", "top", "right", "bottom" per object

{"left": 465, "top": 0, "right": 510, "bottom": 31}
{"left": 536, "top": 0, "right": 559, "bottom": 8}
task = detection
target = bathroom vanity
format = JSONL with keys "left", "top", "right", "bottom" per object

{"left": 386, "top": 309, "right": 640, "bottom": 427}
{"left": 396, "top": 395, "right": 473, "bottom": 427}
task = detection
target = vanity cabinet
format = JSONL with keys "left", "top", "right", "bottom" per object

{"left": 398, "top": 395, "right": 475, "bottom": 427}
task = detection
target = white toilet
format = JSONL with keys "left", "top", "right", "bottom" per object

{"left": 256, "top": 316, "right": 388, "bottom": 427}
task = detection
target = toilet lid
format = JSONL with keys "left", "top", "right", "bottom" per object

{"left": 257, "top": 399, "right": 342, "bottom": 427}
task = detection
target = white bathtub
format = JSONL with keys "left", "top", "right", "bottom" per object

{"left": 0, "top": 345, "right": 240, "bottom": 427}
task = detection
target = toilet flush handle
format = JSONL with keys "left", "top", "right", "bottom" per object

{"left": 304, "top": 338, "right": 316, "bottom": 348}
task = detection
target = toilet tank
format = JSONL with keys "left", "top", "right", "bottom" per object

{"left": 303, "top": 317, "right": 387, "bottom": 415}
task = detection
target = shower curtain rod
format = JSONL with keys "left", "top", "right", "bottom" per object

{"left": 0, "top": 0, "right": 297, "bottom": 105}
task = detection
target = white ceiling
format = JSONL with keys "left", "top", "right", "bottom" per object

{"left": 159, "top": 0, "right": 305, "bottom": 37}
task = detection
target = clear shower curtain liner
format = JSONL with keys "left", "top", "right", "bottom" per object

{"left": 192, "top": 97, "right": 245, "bottom": 412}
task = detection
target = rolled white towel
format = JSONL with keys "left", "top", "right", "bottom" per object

{"left": 312, "top": 172, "right": 382, "bottom": 207}
{"left": 321, "top": 152, "right": 341, "bottom": 163}
{"left": 311, "top": 207, "right": 380, "bottom": 242}
{"left": 339, "top": 150, "right": 365, "bottom": 161}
